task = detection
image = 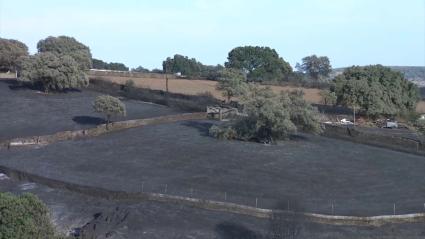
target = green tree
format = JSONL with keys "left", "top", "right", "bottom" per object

{"left": 296, "top": 55, "right": 332, "bottom": 80}
{"left": 162, "top": 54, "right": 202, "bottom": 77}
{"left": 0, "top": 38, "right": 29, "bottom": 72}
{"left": 320, "top": 90, "right": 337, "bottom": 105}
{"left": 211, "top": 86, "right": 321, "bottom": 142}
{"left": 19, "top": 52, "right": 89, "bottom": 93}
{"left": 334, "top": 65, "right": 420, "bottom": 117}
{"left": 216, "top": 68, "right": 248, "bottom": 102}
{"left": 225, "top": 46, "right": 292, "bottom": 82}
{"left": 93, "top": 95, "right": 126, "bottom": 128}
{"left": 92, "top": 58, "right": 129, "bottom": 71}
{"left": 162, "top": 54, "right": 223, "bottom": 80}
{"left": 37, "top": 36, "right": 92, "bottom": 70}
{"left": 0, "top": 192, "right": 57, "bottom": 239}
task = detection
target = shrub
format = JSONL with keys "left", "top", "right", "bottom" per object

{"left": 209, "top": 125, "right": 238, "bottom": 140}
{"left": 0, "top": 192, "right": 57, "bottom": 239}
{"left": 320, "top": 90, "right": 337, "bottom": 105}
{"left": 415, "top": 118, "right": 425, "bottom": 134}
{"left": 123, "top": 79, "right": 135, "bottom": 94}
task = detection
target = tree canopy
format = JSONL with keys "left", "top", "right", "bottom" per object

{"left": 92, "top": 58, "right": 129, "bottom": 71}
{"left": 19, "top": 52, "right": 89, "bottom": 92}
{"left": 131, "top": 66, "right": 150, "bottom": 73}
{"left": 210, "top": 86, "right": 322, "bottom": 142}
{"left": 37, "top": 36, "right": 92, "bottom": 70}
{"left": 163, "top": 54, "right": 202, "bottom": 77}
{"left": 0, "top": 38, "right": 29, "bottom": 72}
{"left": 334, "top": 65, "right": 419, "bottom": 116}
{"left": 0, "top": 192, "right": 57, "bottom": 239}
{"left": 93, "top": 95, "right": 126, "bottom": 126}
{"left": 216, "top": 68, "right": 248, "bottom": 102}
{"left": 162, "top": 54, "right": 223, "bottom": 80}
{"left": 225, "top": 46, "right": 292, "bottom": 82}
{"left": 296, "top": 55, "right": 332, "bottom": 80}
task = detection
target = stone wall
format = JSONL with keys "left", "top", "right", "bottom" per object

{"left": 323, "top": 124, "right": 425, "bottom": 156}
{"left": 0, "top": 113, "right": 207, "bottom": 150}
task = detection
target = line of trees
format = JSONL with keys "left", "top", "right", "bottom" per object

{"left": 1, "top": 36, "right": 421, "bottom": 122}
{"left": 92, "top": 58, "right": 129, "bottom": 71}
{"left": 162, "top": 54, "right": 224, "bottom": 80}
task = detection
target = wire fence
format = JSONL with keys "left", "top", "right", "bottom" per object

{"left": 132, "top": 180, "right": 425, "bottom": 217}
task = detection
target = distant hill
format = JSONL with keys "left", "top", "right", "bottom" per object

{"left": 332, "top": 66, "right": 425, "bottom": 87}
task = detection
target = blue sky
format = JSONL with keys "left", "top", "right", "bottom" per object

{"left": 1, "top": 0, "right": 424, "bottom": 69}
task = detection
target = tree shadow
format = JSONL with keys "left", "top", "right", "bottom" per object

{"left": 6, "top": 80, "right": 82, "bottom": 93}
{"left": 215, "top": 222, "right": 261, "bottom": 239}
{"left": 72, "top": 116, "right": 106, "bottom": 125}
{"left": 181, "top": 121, "right": 216, "bottom": 136}
{"left": 288, "top": 134, "right": 310, "bottom": 141}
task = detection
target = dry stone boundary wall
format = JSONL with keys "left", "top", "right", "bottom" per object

{"left": 322, "top": 124, "right": 425, "bottom": 156}
{"left": 0, "top": 112, "right": 207, "bottom": 150}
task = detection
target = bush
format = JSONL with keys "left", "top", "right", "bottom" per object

{"left": 209, "top": 125, "right": 238, "bottom": 140}
{"left": 123, "top": 79, "right": 135, "bottom": 94}
{"left": 415, "top": 118, "right": 425, "bottom": 134}
{"left": 320, "top": 90, "right": 337, "bottom": 105}
{"left": 0, "top": 192, "right": 57, "bottom": 239}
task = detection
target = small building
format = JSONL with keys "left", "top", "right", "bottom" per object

{"left": 385, "top": 120, "right": 398, "bottom": 129}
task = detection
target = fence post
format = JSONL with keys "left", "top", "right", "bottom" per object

{"left": 164, "top": 184, "right": 168, "bottom": 194}
{"left": 332, "top": 202, "right": 334, "bottom": 215}
{"left": 255, "top": 198, "right": 258, "bottom": 208}
{"left": 224, "top": 192, "right": 227, "bottom": 201}
{"left": 190, "top": 188, "right": 193, "bottom": 197}
{"left": 287, "top": 200, "right": 290, "bottom": 211}
{"left": 393, "top": 203, "right": 396, "bottom": 215}
{"left": 141, "top": 182, "right": 144, "bottom": 192}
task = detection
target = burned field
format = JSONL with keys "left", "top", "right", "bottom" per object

{"left": 2, "top": 176, "right": 423, "bottom": 239}
{"left": 1, "top": 80, "right": 425, "bottom": 238}
{"left": 0, "top": 80, "right": 180, "bottom": 140}
{"left": 1, "top": 119, "right": 425, "bottom": 216}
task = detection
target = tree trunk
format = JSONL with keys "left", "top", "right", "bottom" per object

{"left": 165, "top": 74, "right": 169, "bottom": 93}
{"left": 106, "top": 115, "right": 110, "bottom": 130}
